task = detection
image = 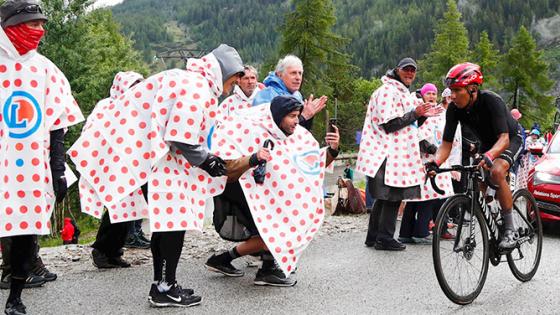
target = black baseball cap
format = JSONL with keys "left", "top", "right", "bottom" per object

{"left": 0, "top": 0, "right": 47, "bottom": 28}
{"left": 396, "top": 57, "right": 417, "bottom": 70}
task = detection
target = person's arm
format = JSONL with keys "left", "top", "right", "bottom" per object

{"left": 485, "top": 133, "right": 510, "bottom": 161}
{"left": 434, "top": 141, "right": 453, "bottom": 166}
{"left": 170, "top": 142, "right": 208, "bottom": 166}
{"left": 325, "top": 125, "right": 340, "bottom": 166}
{"left": 225, "top": 156, "right": 253, "bottom": 183}
{"left": 380, "top": 110, "right": 419, "bottom": 133}
{"left": 298, "top": 116, "right": 313, "bottom": 130}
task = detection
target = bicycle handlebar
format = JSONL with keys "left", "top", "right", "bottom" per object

{"left": 425, "top": 164, "right": 480, "bottom": 195}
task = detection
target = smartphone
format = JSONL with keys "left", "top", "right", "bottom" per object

{"left": 328, "top": 118, "right": 337, "bottom": 133}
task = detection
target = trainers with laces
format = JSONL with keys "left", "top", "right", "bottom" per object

{"left": 32, "top": 266, "right": 57, "bottom": 282}
{"left": 499, "top": 229, "right": 518, "bottom": 250}
{"left": 148, "top": 283, "right": 202, "bottom": 308}
{"left": 254, "top": 264, "right": 296, "bottom": 287}
{"left": 92, "top": 249, "right": 119, "bottom": 269}
{"left": 124, "top": 235, "right": 150, "bottom": 249}
{"left": 412, "top": 236, "right": 432, "bottom": 245}
{"left": 205, "top": 254, "right": 244, "bottom": 277}
{"left": 4, "top": 298, "right": 26, "bottom": 315}
{"left": 0, "top": 273, "right": 46, "bottom": 290}
{"left": 137, "top": 232, "right": 150, "bottom": 243}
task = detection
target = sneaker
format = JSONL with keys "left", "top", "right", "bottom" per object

{"left": 441, "top": 232, "right": 455, "bottom": 240}
{"left": 374, "top": 239, "right": 406, "bottom": 251}
{"left": 92, "top": 249, "right": 119, "bottom": 269}
{"left": 412, "top": 236, "right": 432, "bottom": 245}
{"left": 4, "top": 298, "right": 26, "bottom": 315}
{"left": 254, "top": 265, "right": 296, "bottom": 287}
{"left": 397, "top": 237, "right": 415, "bottom": 244}
{"left": 205, "top": 254, "right": 244, "bottom": 277}
{"left": 0, "top": 273, "right": 46, "bottom": 290}
{"left": 124, "top": 235, "right": 150, "bottom": 249}
{"left": 499, "top": 229, "right": 518, "bottom": 250}
{"left": 108, "top": 256, "right": 131, "bottom": 268}
{"left": 31, "top": 266, "right": 57, "bottom": 282}
{"left": 148, "top": 283, "right": 202, "bottom": 308}
{"left": 137, "top": 232, "right": 150, "bottom": 244}
{"left": 148, "top": 283, "right": 194, "bottom": 299}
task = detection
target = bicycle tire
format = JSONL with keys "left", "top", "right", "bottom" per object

{"left": 506, "top": 188, "right": 543, "bottom": 282}
{"left": 433, "top": 195, "right": 490, "bottom": 305}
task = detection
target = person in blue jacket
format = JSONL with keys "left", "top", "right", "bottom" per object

{"left": 253, "top": 54, "right": 327, "bottom": 130}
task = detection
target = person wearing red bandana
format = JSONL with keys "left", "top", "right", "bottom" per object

{"left": 0, "top": 1, "right": 84, "bottom": 314}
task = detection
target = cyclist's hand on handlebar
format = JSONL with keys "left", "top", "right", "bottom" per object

{"left": 477, "top": 152, "right": 494, "bottom": 170}
{"left": 425, "top": 160, "right": 439, "bottom": 177}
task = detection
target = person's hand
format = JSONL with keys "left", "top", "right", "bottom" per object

{"left": 256, "top": 147, "right": 272, "bottom": 163}
{"left": 198, "top": 154, "right": 227, "bottom": 177}
{"left": 477, "top": 152, "right": 494, "bottom": 170}
{"left": 451, "top": 171, "right": 461, "bottom": 181}
{"left": 424, "top": 160, "right": 439, "bottom": 178}
{"left": 415, "top": 103, "right": 432, "bottom": 117}
{"left": 52, "top": 171, "right": 67, "bottom": 203}
{"left": 325, "top": 125, "right": 340, "bottom": 150}
{"left": 301, "top": 94, "right": 328, "bottom": 120}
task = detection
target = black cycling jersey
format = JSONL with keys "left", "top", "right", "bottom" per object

{"left": 443, "top": 90, "right": 519, "bottom": 150}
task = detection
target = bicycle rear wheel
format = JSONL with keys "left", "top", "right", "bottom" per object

{"left": 433, "top": 195, "right": 489, "bottom": 305}
{"left": 507, "top": 189, "right": 543, "bottom": 281}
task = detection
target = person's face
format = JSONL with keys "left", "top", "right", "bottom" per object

{"left": 396, "top": 66, "right": 416, "bottom": 86}
{"left": 422, "top": 91, "right": 437, "bottom": 104}
{"left": 450, "top": 87, "right": 471, "bottom": 108}
{"left": 222, "top": 73, "right": 241, "bottom": 96}
{"left": 531, "top": 134, "right": 538, "bottom": 140}
{"left": 279, "top": 110, "right": 300, "bottom": 135}
{"left": 278, "top": 65, "right": 303, "bottom": 93}
{"left": 239, "top": 70, "right": 257, "bottom": 97}
{"left": 25, "top": 20, "right": 45, "bottom": 31}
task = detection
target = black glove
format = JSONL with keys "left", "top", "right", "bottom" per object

{"left": 52, "top": 170, "right": 67, "bottom": 203}
{"left": 198, "top": 154, "right": 226, "bottom": 177}
{"left": 424, "top": 161, "right": 439, "bottom": 174}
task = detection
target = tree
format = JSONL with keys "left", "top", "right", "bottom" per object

{"left": 419, "top": 0, "right": 471, "bottom": 89}
{"left": 502, "top": 26, "right": 554, "bottom": 127}
{"left": 473, "top": 31, "right": 501, "bottom": 90}
{"left": 278, "top": 0, "right": 354, "bottom": 96}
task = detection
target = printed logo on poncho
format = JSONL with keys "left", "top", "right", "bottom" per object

{"left": 434, "top": 129, "right": 443, "bottom": 145}
{"left": 3, "top": 91, "right": 42, "bottom": 139}
{"left": 293, "top": 150, "right": 321, "bottom": 175}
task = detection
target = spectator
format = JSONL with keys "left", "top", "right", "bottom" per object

{"left": 217, "top": 65, "right": 264, "bottom": 121}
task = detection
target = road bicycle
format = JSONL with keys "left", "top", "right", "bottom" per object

{"left": 428, "top": 164, "right": 542, "bottom": 305}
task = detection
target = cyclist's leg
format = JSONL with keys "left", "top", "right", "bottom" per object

{"left": 490, "top": 159, "right": 513, "bottom": 213}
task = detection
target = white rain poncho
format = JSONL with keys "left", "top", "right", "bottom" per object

{"left": 0, "top": 28, "right": 84, "bottom": 237}
{"left": 216, "top": 83, "right": 264, "bottom": 122}
{"left": 69, "top": 54, "right": 227, "bottom": 232}
{"left": 212, "top": 104, "right": 329, "bottom": 276}
{"left": 356, "top": 76, "right": 424, "bottom": 188}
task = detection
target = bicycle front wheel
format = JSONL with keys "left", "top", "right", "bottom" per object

{"left": 433, "top": 195, "right": 489, "bottom": 305}
{"left": 507, "top": 189, "right": 543, "bottom": 281}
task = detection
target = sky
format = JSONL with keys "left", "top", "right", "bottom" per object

{"left": 93, "top": 0, "right": 124, "bottom": 8}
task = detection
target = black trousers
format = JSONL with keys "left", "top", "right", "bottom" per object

{"left": 151, "top": 231, "right": 185, "bottom": 284}
{"left": 8, "top": 236, "right": 34, "bottom": 280}
{"left": 91, "top": 211, "right": 129, "bottom": 258}
{"left": 365, "top": 199, "right": 401, "bottom": 243}
{"left": 1, "top": 236, "right": 42, "bottom": 274}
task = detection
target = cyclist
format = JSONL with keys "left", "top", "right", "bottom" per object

{"left": 429, "top": 63, "right": 523, "bottom": 250}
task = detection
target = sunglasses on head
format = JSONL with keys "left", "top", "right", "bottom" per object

{"left": 6, "top": 4, "right": 42, "bottom": 21}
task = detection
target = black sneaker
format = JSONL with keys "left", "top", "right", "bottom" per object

{"left": 137, "top": 232, "right": 150, "bottom": 244}
{"left": 0, "top": 273, "right": 46, "bottom": 290}
{"left": 148, "top": 283, "right": 202, "bottom": 308}
{"left": 205, "top": 254, "right": 244, "bottom": 277}
{"left": 254, "top": 265, "right": 296, "bottom": 287}
{"left": 4, "top": 298, "right": 26, "bottom": 315}
{"left": 499, "top": 229, "right": 518, "bottom": 250}
{"left": 374, "top": 238, "right": 406, "bottom": 251}
{"left": 31, "top": 266, "right": 57, "bottom": 282}
{"left": 149, "top": 283, "right": 194, "bottom": 298}
{"left": 108, "top": 256, "right": 131, "bottom": 268}
{"left": 124, "top": 235, "right": 150, "bottom": 249}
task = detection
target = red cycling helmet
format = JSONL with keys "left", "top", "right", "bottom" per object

{"left": 444, "top": 62, "right": 483, "bottom": 88}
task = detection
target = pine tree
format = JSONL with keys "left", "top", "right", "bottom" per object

{"left": 473, "top": 31, "right": 501, "bottom": 90}
{"left": 502, "top": 26, "right": 554, "bottom": 127}
{"left": 278, "top": 0, "right": 354, "bottom": 95}
{"left": 418, "top": 0, "right": 471, "bottom": 89}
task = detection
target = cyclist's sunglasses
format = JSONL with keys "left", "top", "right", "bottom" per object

{"left": 5, "top": 4, "right": 43, "bottom": 21}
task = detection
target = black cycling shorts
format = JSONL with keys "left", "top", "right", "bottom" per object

{"left": 480, "top": 123, "right": 524, "bottom": 168}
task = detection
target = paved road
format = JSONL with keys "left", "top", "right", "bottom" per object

{"left": 6, "top": 223, "right": 560, "bottom": 314}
